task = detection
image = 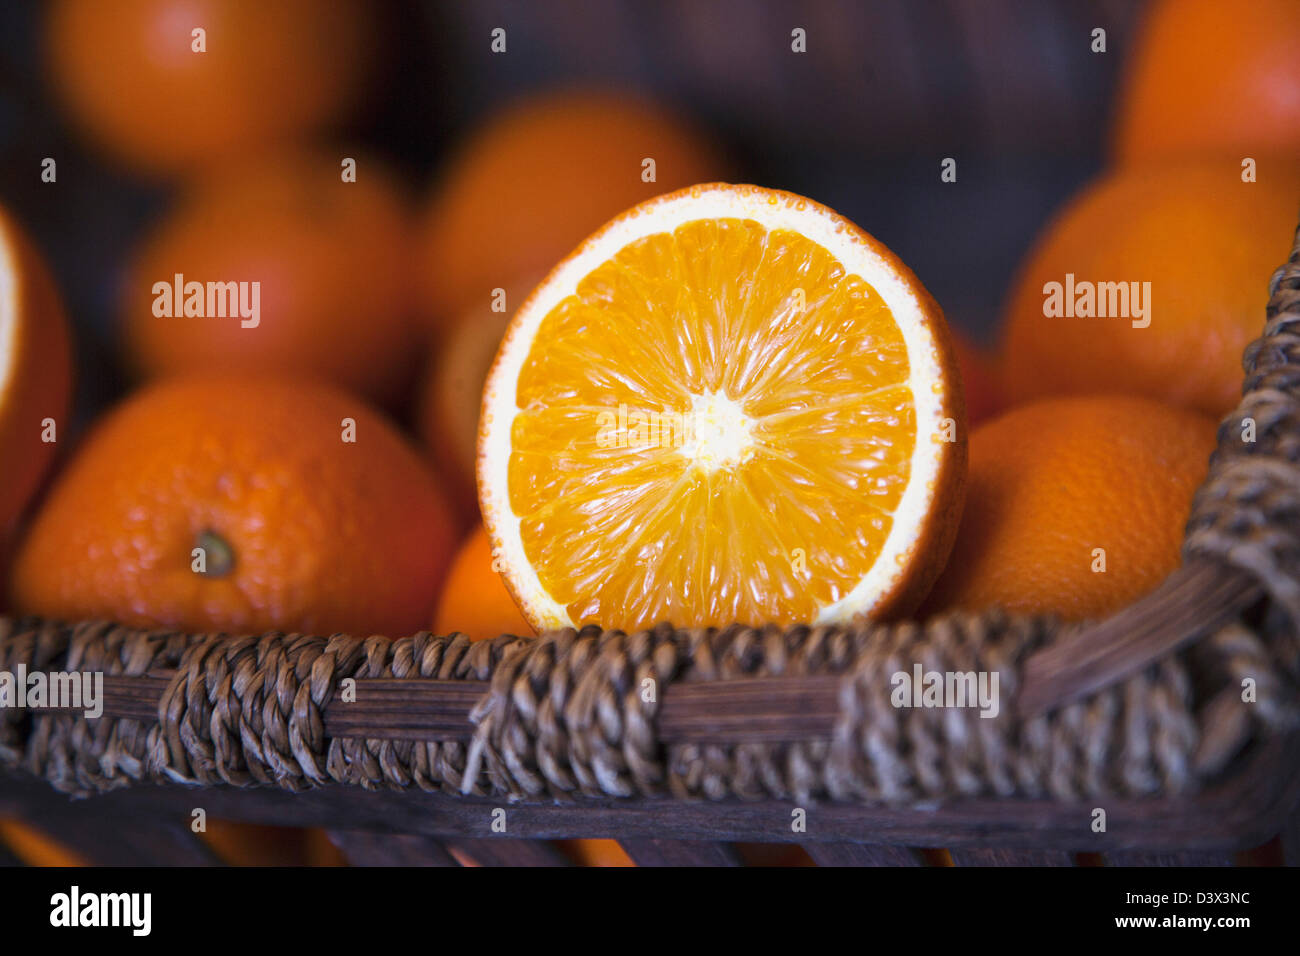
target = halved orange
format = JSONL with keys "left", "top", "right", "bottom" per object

{"left": 479, "top": 184, "right": 966, "bottom": 633}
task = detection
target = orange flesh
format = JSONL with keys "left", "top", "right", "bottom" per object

{"left": 509, "top": 218, "right": 915, "bottom": 631}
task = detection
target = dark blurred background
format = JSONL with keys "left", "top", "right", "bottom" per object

{"left": 0, "top": 0, "right": 1143, "bottom": 423}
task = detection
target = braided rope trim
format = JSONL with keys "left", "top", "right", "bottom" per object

{"left": 0, "top": 619, "right": 527, "bottom": 797}
{"left": 667, "top": 615, "right": 1199, "bottom": 806}
{"left": 0, "top": 614, "right": 1232, "bottom": 804}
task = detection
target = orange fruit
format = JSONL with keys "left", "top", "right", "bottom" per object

{"left": 433, "top": 525, "right": 534, "bottom": 641}
{"left": 417, "top": 277, "right": 539, "bottom": 518}
{"left": 46, "top": 0, "right": 376, "bottom": 177}
{"left": 922, "top": 396, "right": 1216, "bottom": 621}
{"left": 200, "top": 821, "right": 345, "bottom": 867}
{"left": 120, "top": 151, "right": 419, "bottom": 408}
{"left": 0, "top": 207, "right": 73, "bottom": 535}
{"left": 480, "top": 184, "right": 966, "bottom": 634}
{"left": 951, "top": 330, "right": 1001, "bottom": 426}
{"left": 303, "top": 829, "right": 349, "bottom": 866}
{"left": 0, "top": 820, "right": 88, "bottom": 867}
{"left": 1114, "top": 0, "right": 1300, "bottom": 164}
{"left": 560, "top": 839, "right": 636, "bottom": 867}
{"left": 1000, "top": 162, "right": 1300, "bottom": 418}
{"left": 10, "top": 377, "right": 455, "bottom": 637}
{"left": 560, "top": 841, "right": 817, "bottom": 867}
{"left": 420, "top": 90, "right": 725, "bottom": 329}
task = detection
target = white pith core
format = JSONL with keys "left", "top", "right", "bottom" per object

{"left": 679, "top": 390, "right": 755, "bottom": 472}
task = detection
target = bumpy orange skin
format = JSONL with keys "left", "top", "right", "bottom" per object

{"left": 45, "top": 0, "right": 376, "bottom": 177}
{"left": 1114, "top": 0, "right": 1300, "bottom": 164}
{"left": 11, "top": 377, "right": 456, "bottom": 637}
{"left": 121, "top": 152, "right": 419, "bottom": 408}
{"left": 420, "top": 91, "right": 725, "bottom": 329}
{"left": 433, "top": 526, "right": 534, "bottom": 641}
{"left": 1000, "top": 163, "right": 1300, "bottom": 419}
{"left": 922, "top": 396, "right": 1217, "bottom": 622}
{"left": 0, "top": 208, "right": 73, "bottom": 536}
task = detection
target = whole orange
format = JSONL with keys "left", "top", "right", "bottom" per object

{"left": 417, "top": 276, "right": 537, "bottom": 518}
{"left": 121, "top": 152, "right": 419, "bottom": 407}
{"left": 45, "top": 0, "right": 376, "bottom": 177}
{"left": 0, "top": 207, "right": 73, "bottom": 535}
{"left": 433, "top": 525, "right": 534, "bottom": 641}
{"left": 11, "top": 377, "right": 456, "bottom": 637}
{"left": 1114, "top": 0, "right": 1300, "bottom": 164}
{"left": 419, "top": 90, "right": 725, "bottom": 329}
{"left": 922, "top": 396, "right": 1216, "bottom": 622}
{"left": 1000, "top": 162, "right": 1300, "bottom": 418}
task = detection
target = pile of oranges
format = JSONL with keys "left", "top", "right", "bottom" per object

{"left": 1, "top": 0, "right": 1298, "bottom": 866}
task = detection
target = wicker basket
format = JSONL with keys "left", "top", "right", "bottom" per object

{"left": 2, "top": 219, "right": 1298, "bottom": 868}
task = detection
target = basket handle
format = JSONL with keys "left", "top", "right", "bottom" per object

{"left": 1017, "top": 216, "right": 1300, "bottom": 718}
{"left": 1016, "top": 563, "right": 1260, "bottom": 717}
